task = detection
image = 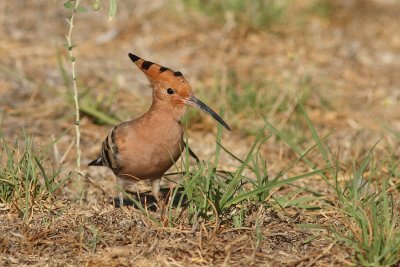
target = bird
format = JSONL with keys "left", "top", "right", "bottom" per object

{"left": 88, "top": 53, "right": 231, "bottom": 207}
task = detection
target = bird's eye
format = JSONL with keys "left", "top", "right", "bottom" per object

{"left": 167, "top": 88, "right": 175, "bottom": 95}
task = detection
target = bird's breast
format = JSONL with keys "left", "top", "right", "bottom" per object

{"left": 116, "top": 120, "right": 184, "bottom": 180}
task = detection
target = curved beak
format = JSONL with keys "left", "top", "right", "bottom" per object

{"left": 185, "top": 95, "right": 231, "bottom": 131}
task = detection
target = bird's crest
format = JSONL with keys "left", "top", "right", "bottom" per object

{"left": 128, "top": 53, "right": 187, "bottom": 85}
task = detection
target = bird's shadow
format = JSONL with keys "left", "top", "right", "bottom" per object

{"left": 112, "top": 187, "right": 187, "bottom": 212}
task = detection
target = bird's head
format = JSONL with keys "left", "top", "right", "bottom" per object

{"left": 129, "top": 53, "right": 230, "bottom": 131}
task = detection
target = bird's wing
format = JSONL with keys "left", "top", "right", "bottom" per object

{"left": 88, "top": 126, "right": 119, "bottom": 172}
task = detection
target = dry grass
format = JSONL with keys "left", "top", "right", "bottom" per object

{"left": 1, "top": 0, "right": 400, "bottom": 266}
{"left": 1, "top": 202, "right": 349, "bottom": 266}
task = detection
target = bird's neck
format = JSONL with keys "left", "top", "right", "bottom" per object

{"left": 147, "top": 99, "right": 186, "bottom": 123}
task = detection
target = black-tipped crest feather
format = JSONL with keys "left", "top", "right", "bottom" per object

{"left": 128, "top": 53, "right": 140, "bottom": 62}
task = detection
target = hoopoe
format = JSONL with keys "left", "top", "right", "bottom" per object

{"left": 89, "top": 53, "right": 230, "bottom": 206}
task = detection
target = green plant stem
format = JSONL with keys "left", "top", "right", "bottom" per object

{"left": 65, "top": 0, "right": 82, "bottom": 202}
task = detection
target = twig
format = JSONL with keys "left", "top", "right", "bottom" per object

{"left": 65, "top": 0, "right": 83, "bottom": 203}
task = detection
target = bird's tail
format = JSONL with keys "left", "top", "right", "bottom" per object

{"left": 88, "top": 157, "right": 103, "bottom": 166}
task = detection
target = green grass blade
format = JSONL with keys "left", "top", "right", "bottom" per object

{"left": 264, "top": 118, "right": 335, "bottom": 189}
{"left": 299, "top": 103, "right": 335, "bottom": 179}
{"left": 225, "top": 168, "right": 326, "bottom": 207}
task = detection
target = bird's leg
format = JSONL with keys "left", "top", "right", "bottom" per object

{"left": 151, "top": 178, "right": 161, "bottom": 202}
{"left": 118, "top": 192, "right": 124, "bottom": 208}
{"left": 116, "top": 176, "right": 125, "bottom": 207}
